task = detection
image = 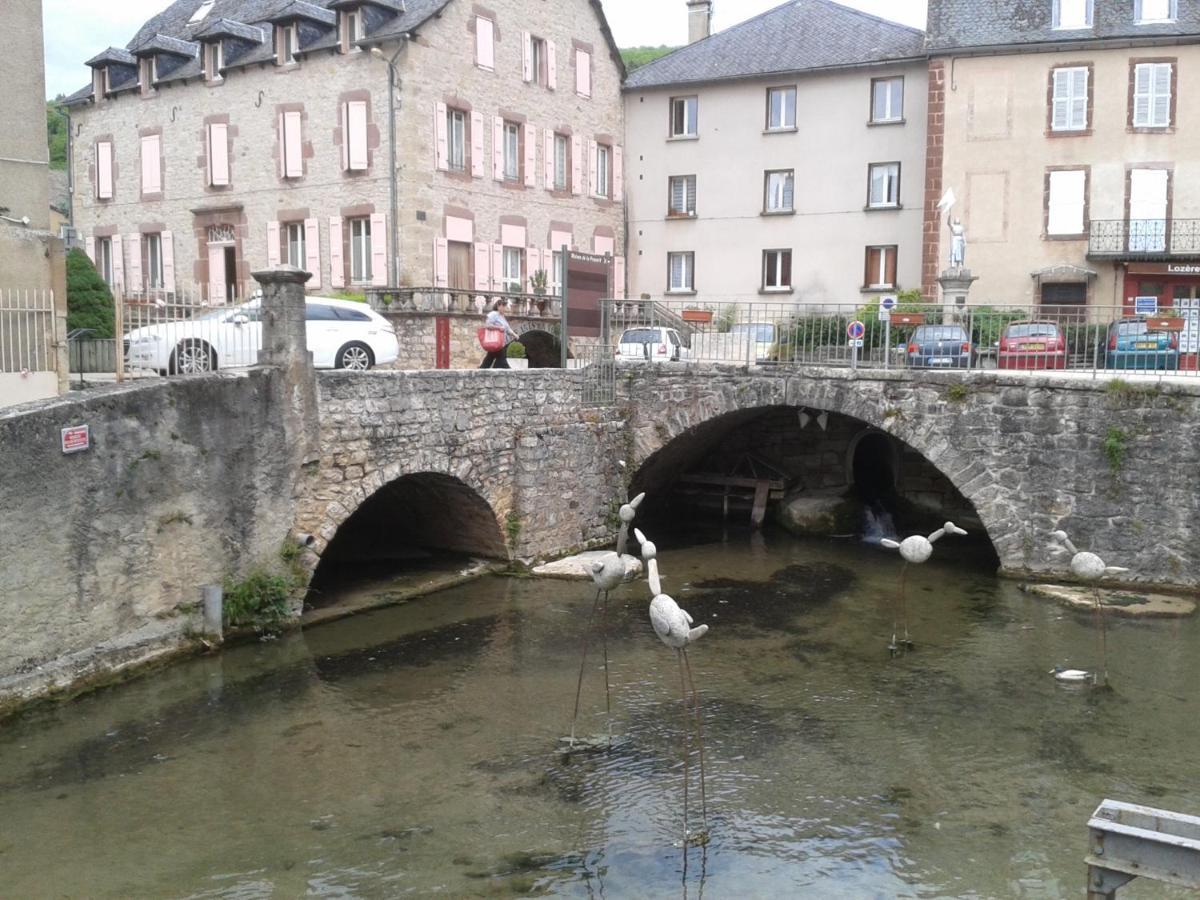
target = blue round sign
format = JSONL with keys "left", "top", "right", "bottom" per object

{"left": 847, "top": 320, "right": 866, "bottom": 340}
{"left": 881, "top": 295, "right": 898, "bottom": 311}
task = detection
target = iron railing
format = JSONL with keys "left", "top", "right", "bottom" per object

{"left": 366, "top": 287, "right": 563, "bottom": 319}
{"left": 0, "top": 289, "right": 56, "bottom": 374}
{"left": 1088, "top": 219, "right": 1200, "bottom": 257}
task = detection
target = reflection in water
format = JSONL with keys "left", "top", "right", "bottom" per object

{"left": 0, "top": 529, "right": 1197, "bottom": 898}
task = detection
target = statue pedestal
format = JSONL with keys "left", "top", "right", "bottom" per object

{"left": 938, "top": 268, "right": 978, "bottom": 321}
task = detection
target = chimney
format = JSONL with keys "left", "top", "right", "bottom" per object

{"left": 687, "top": 0, "right": 713, "bottom": 44}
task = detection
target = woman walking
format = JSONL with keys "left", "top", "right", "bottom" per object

{"left": 479, "top": 298, "right": 521, "bottom": 369}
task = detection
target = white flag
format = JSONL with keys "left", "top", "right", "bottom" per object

{"left": 937, "top": 188, "right": 957, "bottom": 211}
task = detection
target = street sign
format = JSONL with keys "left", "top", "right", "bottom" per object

{"left": 1135, "top": 295, "right": 1159, "bottom": 315}
{"left": 847, "top": 320, "right": 866, "bottom": 340}
{"left": 880, "top": 295, "right": 898, "bottom": 311}
{"left": 849, "top": 339, "right": 865, "bottom": 348}
{"left": 61, "top": 425, "right": 90, "bottom": 454}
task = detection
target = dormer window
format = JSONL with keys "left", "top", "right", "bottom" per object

{"left": 348, "top": 10, "right": 363, "bottom": 44}
{"left": 189, "top": 0, "right": 215, "bottom": 25}
{"left": 1052, "top": 0, "right": 1094, "bottom": 29}
{"left": 277, "top": 23, "right": 299, "bottom": 65}
{"left": 1136, "top": 0, "right": 1177, "bottom": 23}
{"left": 204, "top": 42, "right": 223, "bottom": 81}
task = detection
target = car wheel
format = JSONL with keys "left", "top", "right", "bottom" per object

{"left": 336, "top": 341, "right": 374, "bottom": 370}
{"left": 170, "top": 339, "right": 215, "bottom": 375}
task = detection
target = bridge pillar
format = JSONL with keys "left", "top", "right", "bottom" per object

{"left": 253, "top": 265, "right": 320, "bottom": 465}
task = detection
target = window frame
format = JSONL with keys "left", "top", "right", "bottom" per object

{"left": 97, "top": 237, "right": 114, "bottom": 286}
{"left": 870, "top": 76, "right": 905, "bottom": 124}
{"left": 553, "top": 133, "right": 569, "bottom": 190}
{"left": 763, "top": 169, "right": 795, "bottom": 214}
{"left": 595, "top": 143, "right": 611, "bottom": 198}
{"left": 762, "top": 248, "right": 792, "bottom": 292}
{"left": 144, "top": 233, "right": 163, "bottom": 289}
{"left": 863, "top": 245, "right": 898, "bottom": 290}
{"left": 667, "top": 174, "right": 697, "bottom": 217}
{"left": 503, "top": 120, "right": 521, "bottom": 181}
{"left": 530, "top": 35, "right": 548, "bottom": 87}
{"left": 866, "top": 162, "right": 902, "bottom": 209}
{"left": 1135, "top": 0, "right": 1177, "bottom": 23}
{"left": 1129, "top": 59, "right": 1175, "bottom": 130}
{"left": 502, "top": 246, "right": 523, "bottom": 292}
{"left": 447, "top": 107, "right": 467, "bottom": 172}
{"left": 667, "top": 251, "right": 695, "bottom": 293}
{"left": 278, "top": 23, "right": 299, "bottom": 65}
{"left": 765, "top": 85, "right": 797, "bottom": 131}
{"left": 349, "top": 216, "right": 373, "bottom": 283}
{"left": 1045, "top": 166, "right": 1090, "bottom": 238}
{"left": 285, "top": 221, "right": 306, "bottom": 268}
{"left": 1048, "top": 64, "right": 1092, "bottom": 134}
{"left": 669, "top": 95, "right": 698, "bottom": 139}
{"left": 1053, "top": 0, "right": 1094, "bottom": 29}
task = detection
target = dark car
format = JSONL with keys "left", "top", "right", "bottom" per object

{"left": 906, "top": 324, "right": 973, "bottom": 368}
{"left": 1103, "top": 317, "right": 1179, "bottom": 371}
{"left": 997, "top": 321, "right": 1068, "bottom": 370}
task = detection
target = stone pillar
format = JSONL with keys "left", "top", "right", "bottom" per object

{"left": 253, "top": 265, "right": 320, "bottom": 465}
{"left": 687, "top": 0, "right": 712, "bottom": 43}
{"left": 938, "top": 268, "right": 979, "bottom": 322}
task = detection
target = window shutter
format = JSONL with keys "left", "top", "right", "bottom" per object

{"left": 111, "top": 234, "right": 125, "bottom": 293}
{"left": 283, "top": 111, "right": 303, "bottom": 178}
{"left": 161, "top": 231, "right": 176, "bottom": 293}
{"left": 523, "top": 32, "right": 533, "bottom": 82}
{"left": 865, "top": 247, "right": 879, "bottom": 286}
{"left": 471, "top": 112, "right": 485, "bottom": 177}
{"left": 1134, "top": 64, "right": 1152, "bottom": 125}
{"left": 1052, "top": 69, "right": 1070, "bottom": 130}
{"left": 125, "top": 234, "right": 143, "bottom": 292}
{"left": 473, "top": 242, "right": 491, "bottom": 291}
{"left": 140, "top": 135, "right": 161, "bottom": 195}
{"left": 85, "top": 235, "right": 95, "bottom": 263}
{"left": 1071, "top": 68, "right": 1088, "bottom": 128}
{"left": 588, "top": 139, "right": 598, "bottom": 196}
{"left": 491, "top": 243, "right": 504, "bottom": 291}
{"left": 267, "top": 221, "right": 281, "bottom": 268}
{"left": 543, "top": 130, "right": 554, "bottom": 188}
{"left": 370, "top": 213, "right": 388, "bottom": 286}
{"left": 208, "top": 123, "right": 229, "bottom": 186}
{"left": 571, "top": 135, "right": 583, "bottom": 195}
{"left": 547, "top": 41, "right": 557, "bottom": 90}
{"left": 523, "top": 124, "right": 536, "bottom": 188}
{"left": 434, "top": 237, "right": 449, "bottom": 288}
{"left": 576, "top": 49, "right": 591, "bottom": 97}
{"left": 207, "top": 245, "right": 225, "bottom": 304}
{"left": 1153, "top": 63, "right": 1171, "bottom": 126}
{"left": 435, "top": 102, "right": 449, "bottom": 171}
{"left": 613, "top": 256, "right": 626, "bottom": 299}
{"left": 614, "top": 145, "right": 624, "bottom": 201}
{"left": 329, "top": 217, "right": 345, "bottom": 288}
{"left": 305, "top": 218, "right": 321, "bottom": 287}
{"left": 341, "top": 103, "right": 350, "bottom": 171}
{"left": 493, "top": 116, "right": 505, "bottom": 181}
{"left": 475, "top": 16, "right": 494, "bottom": 70}
{"left": 348, "top": 101, "right": 368, "bottom": 170}
{"left": 97, "top": 141, "right": 113, "bottom": 199}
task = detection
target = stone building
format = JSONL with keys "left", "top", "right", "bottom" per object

{"left": 64, "top": 0, "right": 626, "bottom": 302}
{"left": 623, "top": 0, "right": 927, "bottom": 306}
{"left": 925, "top": 0, "right": 1200, "bottom": 316}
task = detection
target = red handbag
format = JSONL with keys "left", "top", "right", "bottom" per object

{"left": 478, "top": 326, "right": 506, "bottom": 352}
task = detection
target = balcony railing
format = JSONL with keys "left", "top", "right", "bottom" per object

{"left": 1088, "top": 219, "right": 1200, "bottom": 258}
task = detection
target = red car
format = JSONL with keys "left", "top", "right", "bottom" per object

{"left": 997, "top": 321, "right": 1068, "bottom": 370}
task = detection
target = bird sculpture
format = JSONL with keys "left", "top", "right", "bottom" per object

{"left": 1049, "top": 530, "right": 1129, "bottom": 686}
{"left": 634, "top": 527, "right": 709, "bottom": 847}
{"left": 880, "top": 521, "right": 968, "bottom": 655}
{"left": 1050, "top": 666, "right": 1093, "bottom": 683}
{"left": 616, "top": 492, "right": 645, "bottom": 558}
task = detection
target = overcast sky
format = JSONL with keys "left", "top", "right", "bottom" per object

{"left": 44, "top": 0, "right": 928, "bottom": 98}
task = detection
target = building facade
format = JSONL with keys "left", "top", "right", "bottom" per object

{"left": 624, "top": 0, "right": 927, "bottom": 307}
{"left": 925, "top": 0, "right": 1200, "bottom": 315}
{"left": 65, "top": 0, "right": 626, "bottom": 302}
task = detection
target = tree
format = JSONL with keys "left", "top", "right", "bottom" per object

{"left": 66, "top": 248, "right": 115, "bottom": 338}
{"left": 46, "top": 97, "right": 68, "bottom": 171}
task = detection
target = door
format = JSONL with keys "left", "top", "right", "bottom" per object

{"left": 208, "top": 245, "right": 227, "bottom": 304}
{"left": 448, "top": 241, "right": 471, "bottom": 290}
{"left": 1129, "top": 169, "right": 1168, "bottom": 252}
{"left": 224, "top": 246, "right": 238, "bottom": 301}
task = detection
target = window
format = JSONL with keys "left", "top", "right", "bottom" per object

{"left": 188, "top": 0, "right": 215, "bottom": 25}
{"left": 207, "top": 123, "right": 229, "bottom": 186}
{"left": 1053, "top": 0, "right": 1094, "bottom": 28}
{"left": 1047, "top": 169, "right": 1087, "bottom": 236}
{"left": 350, "top": 217, "right": 372, "bottom": 283}
{"left": 475, "top": 16, "right": 495, "bottom": 70}
{"left": 502, "top": 247, "right": 523, "bottom": 292}
{"left": 668, "top": 175, "right": 697, "bottom": 217}
{"left": 595, "top": 144, "right": 610, "bottom": 198}
{"left": 96, "top": 237, "right": 113, "bottom": 286}
{"left": 204, "top": 42, "right": 223, "bottom": 80}
{"left": 764, "top": 170, "right": 794, "bottom": 213}
{"left": 554, "top": 133, "right": 568, "bottom": 190}
{"left": 551, "top": 250, "right": 565, "bottom": 295}
{"left": 278, "top": 24, "right": 298, "bottom": 64}
{"left": 868, "top": 162, "right": 901, "bottom": 208}
{"left": 145, "top": 234, "right": 163, "bottom": 289}
{"left": 766, "top": 86, "right": 796, "bottom": 130}
{"left": 447, "top": 109, "right": 467, "bottom": 172}
{"left": 95, "top": 140, "right": 113, "bottom": 200}
{"left": 342, "top": 101, "right": 369, "bottom": 172}
{"left": 668, "top": 251, "right": 694, "bottom": 292}
{"left": 1132, "top": 62, "right": 1172, "bottom": 128}
{"left": 285, "top": 222, "right": 306, "bottom": 268}
{"left": 864, "top": 246, "right": 897, "bottom": 289}
{"left": 530, "top": 37, "right": 547, "bottom": 86}
{"left": 306, "top": 304, "right": 340, "bottom": 321}
{"left": 346, "top": 10, "right": 363, "bottom": 44}
{"left": 141, "top": 134, "right": 162, "bottom": 196}
{"left": 1136, "top": 0, "right": 1177, "bottom": 23}
{"left": 670, "top": 96, "right": 698, "bottom": 138}
{"left": 1051, "top": 66, "right": 1089, "bottom": 131}
{"left": 575, "top": 48, "right": 592, "bottom": 97}
{"left": 763, "top": 249, "right": 792, "bottom": 291}
{"left": 503, "top": 121, "right": 520, "bottom": 180}
{"left": 871, "top": 77, "right": 904, "bottom": 122}
{"left": 279, "top": 111, "right": 303, "bottom": 178}
{"left": 1129, "top": 168, "right": 1169, "bottom": 252}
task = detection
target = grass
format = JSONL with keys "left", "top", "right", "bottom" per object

{"left": 1103, "top": 427, "right": 1129, "bottom": 474}
{"left": 223, "top": 571, "right": 292, "bottom": 628}
{"left": 946, "top": 383, "right": 970, "bottom": 403}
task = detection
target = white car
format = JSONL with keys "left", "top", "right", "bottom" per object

{"left": 125, "top": 296, "right": 400, "bottom": 374}
{"left": 615, "top": 326, "right": 689, "bottom": 363}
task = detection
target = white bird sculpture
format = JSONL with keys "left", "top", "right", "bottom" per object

{"left": 616, "top": 492, "right": 645, "bottom": 558}
{"left": 880, "top": 521, "right": 968, "bottom": 655}
{"left": 634, "top": 527, "right": 709, "bottom": 847}
{"left": 1049, "top": 530, "right": 1129, "bottom": 687}
{"left": 1051, "top": 666, "right": 1093, "bottom": 683}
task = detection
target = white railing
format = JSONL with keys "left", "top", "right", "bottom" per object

{"left": 0, "top": 289, "right": 56, "bottom": 374}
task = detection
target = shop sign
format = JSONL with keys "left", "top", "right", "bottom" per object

{"left": 1134, "top": 296, "right": 1159, "bottom": 315}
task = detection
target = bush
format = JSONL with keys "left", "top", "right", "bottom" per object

{"left": 507, "top": 340, "right": 526, "bottom": 358}
{"left": 223, "top": 571, "right": 292, "bottom": 628}
{"left": 66, "top": 248, "right": 115, "bottom": 338}
{"left": 332, "top": 290, "right": 367, "bottom": 303}
{"left": 970, "top": 305, "right": 1028, "bottom": 348}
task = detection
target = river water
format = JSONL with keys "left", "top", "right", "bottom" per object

{"left": 2, "top": 529, "right": 1197, "bottom": 898}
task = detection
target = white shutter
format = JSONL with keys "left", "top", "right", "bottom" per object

{"left": 434, "top": 237, "right": 449, "bottom": 288}
{"left": 471, "top": 112, "right": 485, "bottom": 178}
{"left": 571, "top": 135, "right": 583, "bottom": 195}
{"left": 434, "top": 101, "right": 448, "bottom": 171}
{"left": 522, "top": 31, "right": 533, "bottom": 82}
{"left": 304, "top": 218, "right": 320, "bottom": 287}
{"left": 208, "top": 245, "right": 226, "bottom": 304}
{"left": 370, "top": 213, "right": 388, "bottom": 286}
{"left": 1051, "top": 69, "right": 1071, "bottom": 130}
{"left": 347, "top": 101, "right": 368, "bottom": 170}
{"left": 576, "top": 49, "right": 591, "bottom": 98}
{"left": 473, "top": 242, "right": 491, "bottom": 291}
{"left": 493, "top": 116, "right": 504, "bottom": 181}
{"left": 140, "top": 135, "right": 161, "bottom": 195}
{"left": 329, "top": 217, "right": 345, "bottom": 288}
{"left": 1134, "top": 64, "right": 1153, "bottom": 126}
{"left": 1153, "top": 63, "right": 1172, "bottom": 126}
{"left": 111, "top": 234, "right": 125, "bottom": 293}
{"left": 208, "top": 123, "right": 229, "bottom": 186}
{"left": 1047, "top": 170, "right": 1086, "bottom": 235}
{"left": 283, "top": 111, "right": 303, "bottom": 178}
{"left": 523, "top": 124, "right": 536, "bottom": 188}
{"left": 267, "top": 221, "right": 281, "bottom": 268}
{"left": 547, "top": 41, "right": 557, "bottom": 90}
{"left": 671, "top": 177, "right": 684, "bottom": 213}
{"left": 475, "top": 16, "right": 495, "bottom": 70}
{"left": 162, "top": 230, "right": 176, "bottom": 293}
{"left": 491, "top": 243, "right": 503, "bottom": 291}
{"left": 96, "top": 141, "right": 113, "bottom": 199}
{"left": 125, "top": 234, "right": 143, "bottom": 292}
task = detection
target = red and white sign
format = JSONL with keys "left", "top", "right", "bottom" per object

{"left": 61, "top": 425, "right": 90, "bottom": 454}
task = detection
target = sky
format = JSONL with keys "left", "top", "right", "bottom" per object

{"left": 44, "top": 0, "right": 928, "bottom": 99}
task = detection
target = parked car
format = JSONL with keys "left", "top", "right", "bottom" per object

{"left": 997, "top": 321, "right": 1068, "bottom": 370}
{"left": 906, "top": 324, "right": 973, "bottom": 368}
{"left": 125, "top": 296, "right": 399, "bottom": 374}
{"left": 1102, "top": 317, "right": 1179, "bottom": 371}
{"left": 615, "top": 326, "right": 689, "bottom": 362}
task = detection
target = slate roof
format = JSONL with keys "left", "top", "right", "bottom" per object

{"left": 192, "top": 17, "right": 267, "bottom": 42}
{"left": 263, "top": 0, "right": 337, "bottom": 26}
{"left": 85, "top": 47, "right": 138, "bottom": 67}
{"left": 624, "top": 0, "right": 925, "bottom": 90}
{"left": 131, "top": 34, "right": 201, "bottom": 58}
{"left": 927, "top": 0, "right": 1200, "bottom": 53}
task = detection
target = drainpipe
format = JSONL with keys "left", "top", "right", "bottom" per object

{"left": 65, "top": 107, "right": 74, "bottom": 230}
{"left": 371, "top": 35, "right": 410, "bottom": 288}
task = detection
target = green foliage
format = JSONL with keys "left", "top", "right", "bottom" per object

{"left": 66, "top": 248, "right": 115, "bottom": 337}
{"left": 46, "top": 98, "right": 68, "bottom": 171}
{"left": 1103, "top": 427, "right": 1129, "bottom": 474}
{"left": 716, "top": 304, "right": 738, "bottom": 333}
{"left": 969, "top": 305, "right": 1028, "bottom": 348}
{"left": 506, "top": 340, "right": 526, "bottom": 358}
{"left": 946, "top": 383, "right": 970, "bottom": 403}
{"left": 506, "top": 511, "right": 523, "bottom": 546}
{"left": 529, "top": 268, "right": 548, "bottom": 296}
{"left": 620, "top": 46, "right": 678, "bottom": 71}
{"left": 223, "top": 571, "right": 292, "bottom": 628}
{"left": 332, "top": 290, "right": 367, "bottom": 303}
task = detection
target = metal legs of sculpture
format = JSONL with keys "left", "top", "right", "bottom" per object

{"left": 1049, "top": 530, "right": 1129, "bottom": 686}
{"left": 881, "top": 521, "right": 968, "bottom": 656}
{"left": 635, "top": 527, "right": 710, "bottom": 847}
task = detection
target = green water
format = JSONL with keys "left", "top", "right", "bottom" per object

{"left": 1, "top": 531, "right": 1197, "bottom": 898}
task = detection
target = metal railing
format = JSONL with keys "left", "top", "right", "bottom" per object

{"left": 0, "top": 289, "right": 56, "bottom": 374}
{"left": 366, "top": 286, "right": 563, "bottom": 319}
{"left": 1088, "top": 219, "right": 1200, "bottom": 257}
{"left": 593, "top": 298, "right": 1200, "bottom": 379}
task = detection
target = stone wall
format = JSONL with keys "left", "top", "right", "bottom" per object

{"left": 380, "top": 309, "right": 563, "bottom": 369}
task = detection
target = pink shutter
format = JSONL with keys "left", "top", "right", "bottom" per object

{"left": 340, "top": 103, "right": 350, "bottom": 171}
{"left": 97, "top": 141, "right": 113, "bottom": 199}
{"left": 329, "top": 217, "right": 345, "bottom": 288}
{"left": 284, "top": 111, "right": 303, "bottom": 178}
{"left": 473, "top": 242, "right": 491, "bottom": 291}
{"left": 208, "top": 245, "right": 226, "bottom": 303}
{"left": 522, "top": 32, "right": 533, "bottom": 82}
{"left": 543, "top": 129, "right": 554, "bottom": 188}
{"left": 476, "top": 16, "right": 494, "bottom": 70}
{"left": 614, "top": 145, "right": 624, "bottom": 201}
{"left": 111, "top": 234, "right": 125, "bottom": 293}
{"left": 571, "top": 135, "right": 582, "bottom": 195}
{"left": 162, "top": 230, "right": 176, "bottom": 293}
{"left": 470, "top": 112, "right": 485, "bottom": 178}
{"left": 547, "top": 41, "right": 557, "bottom": 90}
{"left": 304, "top": 218, "right": 320, "bottom": 287}
{"left": 208, "top": 123, "right": 229, "bottom": 186}
{"left": 491, "top": 243, "right": 503, "bottom": 291}
{"left": 576, "top": 50, "right": 591, "bottom": 97}
{"left": 523, "top": 124, "right": 536, "bottom": 188}
{"left": 267, "top": 221, "right": 281, "bottom": 268}
{"left": 141, "top": 135, "right": 161, "bottom": 195}
{"left": 370, "top": 213, "right": 388, "bottom": 286}
{"left": 85, "top": 235, "right": 96, "bottom": 263}
{"left": 614, "top": 256, "right": 626, "bottom": 299}
{"left": 434, "top": 101, "right": 448, "bottom": 171}
{"left": 493, "top": 116, "right": 504, "bottom": 181}
{"left": 434, "top": 237, "right": 449, "bottom": 288}
{"left": 125, "top": 233, "right": 143, "bottom": 292}
{"left": 348, "top": 101, "right": 368, "bottom": 170}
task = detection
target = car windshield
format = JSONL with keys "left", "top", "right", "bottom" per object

{"left": 731, "top": 324, "right": 775, "bottom": 342}
{"left": 914, "top": 326, "right": 966, "bottom": 341}
{"left": 621, "top": 329, "right": 659, "bottom": 343}
{"left": 1007, "top": 323, "right": 1058, "bottom": 338}
{"left": 1116, "top": 320, "right": 1149, "bottom": 335}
